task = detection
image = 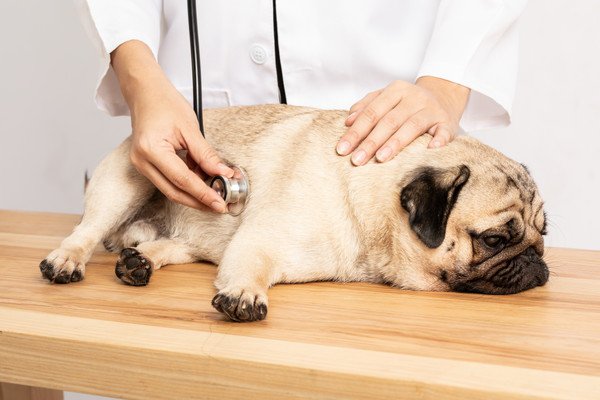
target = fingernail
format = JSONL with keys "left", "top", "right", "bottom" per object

{"left": 351, "top": 149, "right": 366, "bottom": 166}
{"left": 218, "top": 163, "right": 233, "bottom": 177}
{"left": 345, "top": 112, "right": 357, "bottom": 124}
{"left": 376, "top": 147, "right": 392, "bottom": 162}
{"left": 211, "top": 200, "right": 227, "bottom": 213}
{"left": 337, "top": 140, "right": 351, "bottom": 155}
{"left": 430, "top": 140, "right": 442, "bottom": 148}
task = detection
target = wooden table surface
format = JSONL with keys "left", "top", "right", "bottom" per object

{"left": 0, "top": 210, "right": 599, "bottom": 400}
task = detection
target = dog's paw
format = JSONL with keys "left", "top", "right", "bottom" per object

{"left": 39, "top": 249, "right": 85, "bottom": 284}
{"left": 115, "top": 247, "right": 153, "bottom": 286}
{"left": 211, "top": 288, "right": 268, "bottom": 322}
{"left": 102, "top": 237, "right": 123, "bottom": 253}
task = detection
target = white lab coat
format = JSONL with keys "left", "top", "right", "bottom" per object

{"left": 76, "top": 0, "right": 527, "bottom": 132}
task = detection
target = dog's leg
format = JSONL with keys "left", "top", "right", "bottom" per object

{"left": 115, "top": 239, "right": 197, "bottom": 286}
{"left": 103, "top": 219, "right": 160, "bottom": 252}
{"left": 211, "top": 225, "right": 276, "bottom": 322}
{"left": 40, "top": 138, "right": 155, "bottom": 283}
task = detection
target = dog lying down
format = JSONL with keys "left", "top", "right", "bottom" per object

{"left": 40, "top": 105, "right": 549, "bottom": 322}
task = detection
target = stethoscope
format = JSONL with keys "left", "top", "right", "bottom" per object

{"left": 187, "top": 0, "right": 250, "bottom": 216}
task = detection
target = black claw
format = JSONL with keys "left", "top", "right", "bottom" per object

{"left": 256, "top": 303, "right": 268, "bottom": 321}
{"left": 211, "top": 293, "right": 268, "bottom": 322}
{"left": 54, "top": 271, "right": 71, "bottom": 284}
{"left": 39, "top": 259, "right": 84, "bottom": 284}
{"left": 39, "top": 260, "right": 55, "bottom": 281}
{"left": 102, "top": 239, "right": 114, "bottom": 252}
{"left": 221, "top": 297, "right": 238, "bottom": 320}
{"left": 71, "top": 269, "right": 83, "bottom": 282}
{"left": 211, "top": 294, "right": 225, "bottom": 312}
{"left": 237, "top": 302, "right": 251, "bottom": 321}
{"left": 39, "top": 259, "right": 51, "bottom": 272}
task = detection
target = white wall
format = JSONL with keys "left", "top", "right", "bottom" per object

{"left": 0, "top": 0, "right": 130, "bottom": 215}
{"left": 471, "top": 1, "right": 600, "bottom": 250}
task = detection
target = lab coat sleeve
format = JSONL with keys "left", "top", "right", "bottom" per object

{"left": 416, "top": 0, "right": 528, "bottom": 132}
{"left": 74, "top": 0, "right": 163, "bottom": 116}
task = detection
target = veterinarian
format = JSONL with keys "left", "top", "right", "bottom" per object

{"left": 77, "top": 0, "right": 526, "bottom": 213}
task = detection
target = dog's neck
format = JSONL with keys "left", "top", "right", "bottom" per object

{"left": 345, "top": 134, "right": 466, "bottom": 284}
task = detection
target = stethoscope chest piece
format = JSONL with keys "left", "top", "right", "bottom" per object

{"left": 209, "top": 166, "right": 250, "bottom": 216}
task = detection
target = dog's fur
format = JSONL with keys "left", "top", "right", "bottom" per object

{"left": 40, "top": 105, "right": 549, "bottom": 321}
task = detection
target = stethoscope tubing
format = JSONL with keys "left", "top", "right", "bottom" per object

{"left": 186, "top": 0, "right": 250, "bottom": 215}
{"left": 186, "top": 0, "right": 204, "bottom": 136}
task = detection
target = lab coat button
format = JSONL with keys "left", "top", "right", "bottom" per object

{"left": 250, "top": 44, "right": 268, "bottom": 64}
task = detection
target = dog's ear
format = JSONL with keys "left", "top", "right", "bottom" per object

{"left": 400, "top": 165, "right": 470, "bottom": 248}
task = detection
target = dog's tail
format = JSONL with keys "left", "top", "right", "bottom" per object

{"left": 84, "top": 170, "right": 90, "bottom": 193}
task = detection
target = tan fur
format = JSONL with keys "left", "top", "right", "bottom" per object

{"left": 40, "top": 105, "right": 548, "bottom": 321}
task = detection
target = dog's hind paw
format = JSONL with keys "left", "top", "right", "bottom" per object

{"left": 39, "top": 249, "right": 85, "bottom": 284}
{"left": 211, "top": 288, "right": 268, "bottom": 322}
{"left": 102, "top": 238, "right": 122, "bottom": 253}
{"left": 115, "top": 247, "right": 153, "bottom": 286}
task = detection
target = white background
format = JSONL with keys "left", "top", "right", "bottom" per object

{"left": 0, "top": 0, "right": 598, "bottom": 398}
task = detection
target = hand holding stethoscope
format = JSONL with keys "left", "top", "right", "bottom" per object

{"left": 111, "top": 40, "right": 235, "bottom": 214}
{"left": 111, "top": 0, "right": 250, "bottom": 215}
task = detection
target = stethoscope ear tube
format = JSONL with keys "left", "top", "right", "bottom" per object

{"left": 186, "top": 0, "right": 204, "bottom": 136}
{"left": 187, "top": 0, "right": 250, "bottom": 215}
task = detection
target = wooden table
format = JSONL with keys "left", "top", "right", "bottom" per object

{"left": 0, "top": 210, "right": 598, "bottom": 400}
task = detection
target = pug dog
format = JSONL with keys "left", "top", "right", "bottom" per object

{"left": 39, "top": 105, "right": 549, "bottom": 322}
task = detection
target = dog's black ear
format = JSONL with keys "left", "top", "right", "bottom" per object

{"left": 400, "top": 165, "right": 470, "bottom": 248}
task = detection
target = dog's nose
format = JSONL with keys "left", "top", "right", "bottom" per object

{"left": 533, "top": 238, "right": 544, "bottom": 257}
{"left": 519, "top": 246, "right": 549, "bottom": 288}
{"left": 523, "top": 245, "right": 543, "bottom": 258}
{"left": 536, "top": 266, "right": 549, "bottom": 287}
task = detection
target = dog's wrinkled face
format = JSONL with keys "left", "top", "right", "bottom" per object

{"left": 399, "top": 160, "right": 548, "bottom": 295}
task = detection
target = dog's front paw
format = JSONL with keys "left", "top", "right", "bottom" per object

{"left": 115, "top": 247, "right": 153, "bottom": 286}
{"left": 212, "top": 288, "right": 268, "bottom": 322}
{"left": 39, "top": 249, "right": 85, "bottom": 284}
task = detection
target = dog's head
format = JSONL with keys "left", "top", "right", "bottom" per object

{"left": 396, "top": 140, "right": 548, "bottom": 294}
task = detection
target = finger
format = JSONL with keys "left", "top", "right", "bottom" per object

{"left": 137, "top": 159, "right": 218, "bottom": 212}
{"left": 337, "top": 89, "right": 402, "bottom": 156}
{"left": 350, "top": 105, "right": 413, "bottom": 166}
{"left": 346, "top": 90, "right": 382, "bottom": 126}
{"left": 184, "top": 131, "right": 234, "bottom": 178}
{"left": 379, "top": 109, "right": 435, "bottom": 161}
{"left": 428, "top": 124, "right": 455, "bottom": 148}
{"left": 147, "top": 149, "right": 228, "bottom": 212}
{"left": 186, "top": 152, "right": 209, "bottom": 181}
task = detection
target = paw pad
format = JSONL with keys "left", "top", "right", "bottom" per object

{"left": 115, "top": 247, "right": 153, "bottom": 286}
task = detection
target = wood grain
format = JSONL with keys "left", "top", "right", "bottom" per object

{"left": 0, "top": 383, "right": 63, "bottom": 400}
{"left": 0, "top": 210, "right": 599, "bottom": 399}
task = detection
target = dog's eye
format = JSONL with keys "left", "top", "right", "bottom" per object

{"left": 483, "top": 235, "right": 506, "bottom": 249}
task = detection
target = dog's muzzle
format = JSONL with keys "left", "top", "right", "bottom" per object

{"left": 452, "top": 247, "right": 549, "bottom": 295}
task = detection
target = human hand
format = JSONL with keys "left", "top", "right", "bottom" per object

{"left": 337, "top": 76, "right": 470, "bottom": 166}
{"left": 112, "top": 40, "right": 233, "bottom": 212}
